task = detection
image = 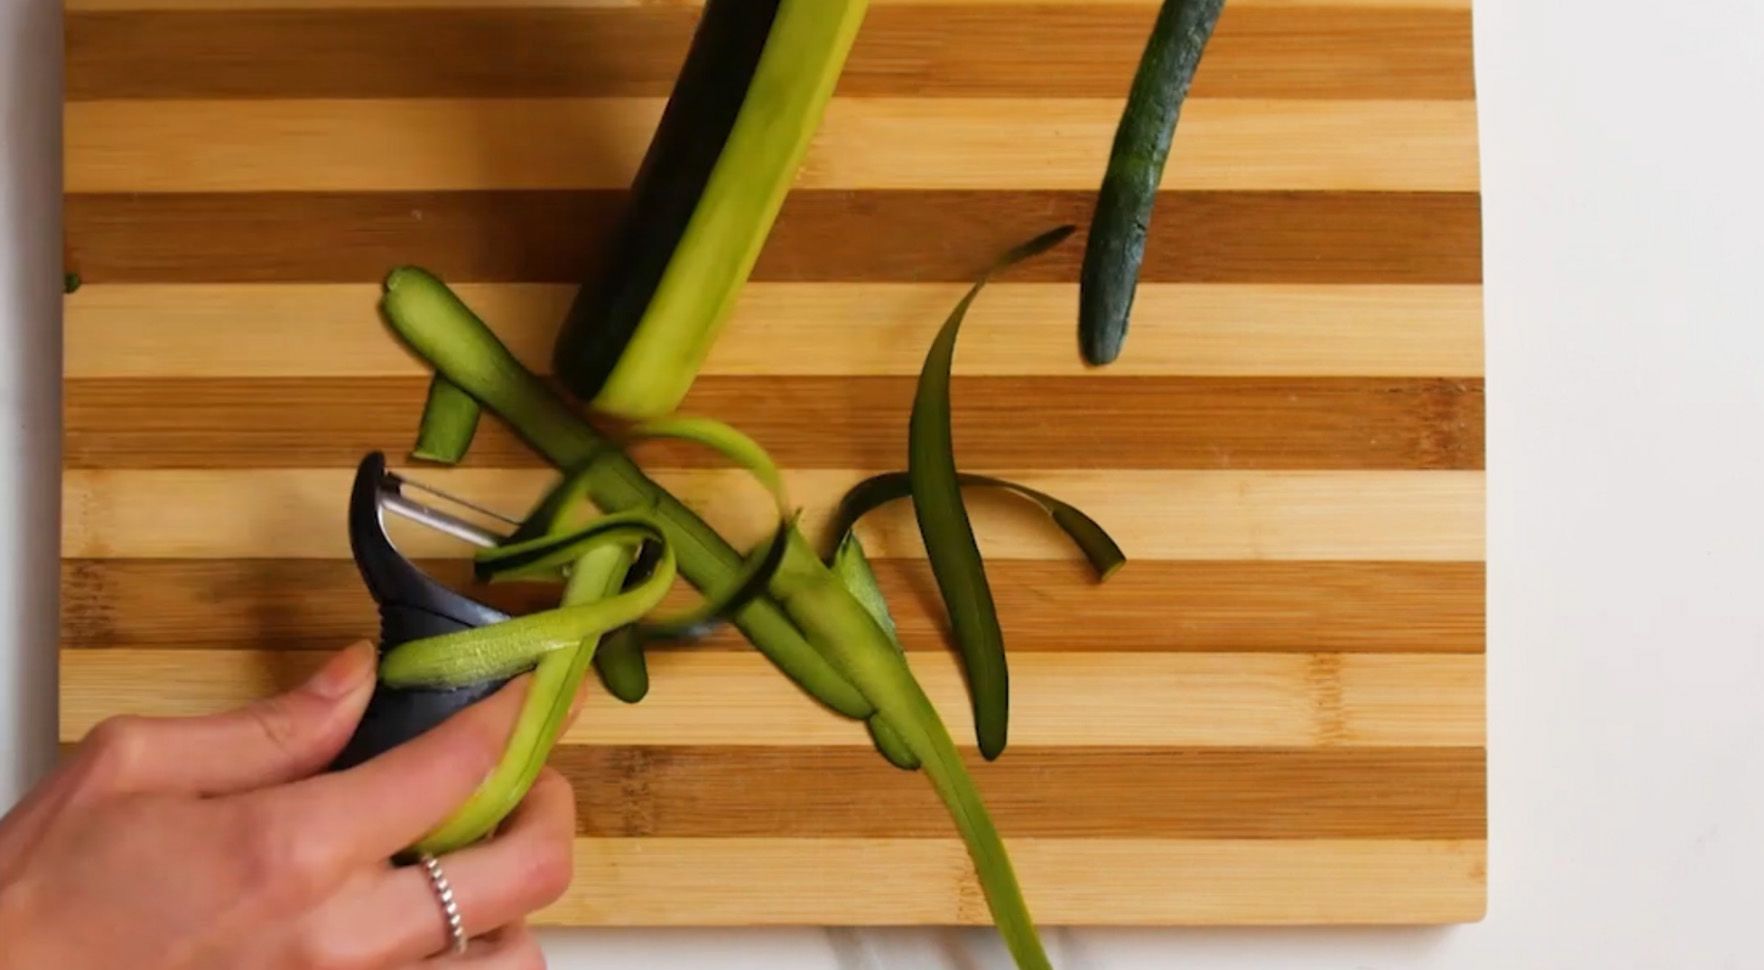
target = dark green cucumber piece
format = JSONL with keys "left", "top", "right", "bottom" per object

{"left": 1079, "top": 0, "right": 1227, "bottom": 365}
{"left": 551, "top": 0, "right": 781, "bottom": 402}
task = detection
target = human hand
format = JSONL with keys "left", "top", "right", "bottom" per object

{"left": 0, "top": 642, "right": 572, "bottom": 970}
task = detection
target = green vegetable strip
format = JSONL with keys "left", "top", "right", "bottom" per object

{"left": 478, "top": 515, "right": 659, "bottom": 581}
{"left": 382, "top": 267, "right": 1052, "bottom": 969}
{"left": 865, "top": 717, "right": 919, "bottom": 771}
{"left": 908, "top": 226, "right": 1075, "bottom": 761}
{"left": 621, "top": 416, "right": 795, "bottom": 640}
{"left": 381, "top": 527, "right": 676, "bottom": 689}
{"left": 593, "top": 626, "right": 650, "bottom": 703}
{"left": 830, "top": 471, "right": 1126, "bottom": 581}
{"left": 787, "top": 577, "right": 1050, "bottom": 970}
{"left": 382, "top": 267, "right": 872, "bottom": 719}
{"left": 1078, "top": 0, "right": 1226, "bottom": 365}
{"left": 830, "top": 533, "right": 919, "bottom": 771}
{"left": 410, "top": 374, "right": 482, "bottom": 464}
{"left": 410, "top": 541, "right": 629, "bottom": 855}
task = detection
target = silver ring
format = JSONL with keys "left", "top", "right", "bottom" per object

{"left": 418, "top": 852, "right": 469, "bottom": 956}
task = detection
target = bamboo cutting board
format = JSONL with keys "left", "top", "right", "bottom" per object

{"left": 59, "top": 0, "right": 1485, "bottom": 926}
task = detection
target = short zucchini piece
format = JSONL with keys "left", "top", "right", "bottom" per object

{"left": 1079, "top": 0, "right": 1226, "bottom": 365}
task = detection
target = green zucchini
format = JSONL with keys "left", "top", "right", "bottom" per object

{"left": 552, "top": 0, "right": 871, "bottom": 419}
{"left": 410, "top": 374, "right": 481, "bottom": 464}
{"left": 1079, "top": 0, "right": 1226, "bottom": 365}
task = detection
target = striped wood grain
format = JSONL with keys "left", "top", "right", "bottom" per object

{"left": 66, "top": 7, "right": 1473, "bottom": 101}
{"left": 62, "top": 283, "right": 1486, "bottom": 379}
{"left": 64, "top": 376, "right": 1485, "bottom": 470}
{"left": 62, "top": 468, "right": 1487, "bottom": 561}
{"left": 530, "top": 838, "right": 1487, "bottom": 925}
{"left": 61, "top": 558, "right": 1485, "bottom": 653}
{"left": 65, "top": 98, "right": 1479, "bottom": 193}
{"left": 60, "top": 650, "right": 1484, "bottom": 749}
{"left": 63, "top": 190, "right": 1483, "bottom": 285}
{"left": 52, "top": 736, "right": 1483, "bottom": 839}
{"left": 62, "top": 0, "right": 1485, "bottom": 928}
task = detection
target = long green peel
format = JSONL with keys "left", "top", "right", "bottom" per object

{"left": 380, "top": 526, "right": 675, "bottom": 689}
{"left": 908, "top": 225, "right": 1076, "bottom": 760}
{"left": 830, "top": 471, "right": 1126, "bottom": 582}
{"left": 409, "top": 541, "right": 628, "bottom": 855}
{"left": 381, "top": 268, "right": 1053, "bottom": 968}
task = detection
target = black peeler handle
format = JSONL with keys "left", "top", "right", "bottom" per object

{"left": 331, "top": 452, "right": 511, "bottom": 770}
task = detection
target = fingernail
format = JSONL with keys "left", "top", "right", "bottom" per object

{"left": 307, "top": 641, "right": 376, "bottom": 699}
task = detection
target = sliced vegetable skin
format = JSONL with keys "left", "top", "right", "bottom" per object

{"left": 384, "top": 266, "right": 872, "bottom": 720}
{"left": 908, "top": 225, "right": 1074, "bottom": 760}
{"left": 827, "top": 471, "right": 1124, "bottom": 774}
{"left": 553, "top": 0, "right": 873, "bottom": 419}
{"left": 411, "top": 374, "right": 482, "bottom": 464}
{"left": 1079, "top": 0, "right": 1226, "bottom": 365}
{"left": 829, "top": 471, "right": 1126, "bottom": 582}
{"left": 409, "top": 542, "right": 627, "bottom": 855}
{"left": 830, "top": 533, "right": 920, "bottom": 771}
{"left": 393, "top": 419, "right": 796, "bottom": 853}
{"left": 382, "top": 267, "right": 1052, "bottom": 970}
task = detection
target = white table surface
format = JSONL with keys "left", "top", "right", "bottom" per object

{"left": 8, "top": 0, "right": 1763, "bottom": 965}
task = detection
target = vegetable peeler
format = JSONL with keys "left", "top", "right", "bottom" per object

{"left": 331, "top": 451, "right": 517, "bottom": 770}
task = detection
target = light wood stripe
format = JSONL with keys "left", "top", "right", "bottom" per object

{"left": 63, "top": 190, "right": 1483, "bottom": 285}
{"left": 61, "top": 559, "right": 1485, "bottom": 653}
{"left": 536, "top": 838, "right": 1486, "bottom": 925}
{"left": 59, "top": 650, "right": 1483, "bottom": 748}
{"left": 64, "top": 376, "right": 1484, "bottom": 471}
{"left": 62, "top": 468, "right": 1486, "bottom": 561}
{"left": 63, "top": 283, "right": 1486, "bottom": 380}
{"left": 65, "top": 8, "right": 1473, "bottom": 102}
{"left": 66, "top": 0, "right": 1476, "bottom": 12}
{"left": 65, "top": 99, "right": 1479, "bottom": 193}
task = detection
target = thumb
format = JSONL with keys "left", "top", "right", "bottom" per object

{"left": 75, "top": 641, "right": 378, "bottom": 797}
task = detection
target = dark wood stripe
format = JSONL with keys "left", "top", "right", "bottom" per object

{"left": 66, "top": 7, "right": 1472, "bottom": 102}
{"left": 61, "top": 559, "right": 1485, "bottom": 654}
{"left": 556, "top": 746, "right": 1485, "bottom": 838}
{"left": 48, "top": 741, "right": 1482, "bottom": 838}
{"left": 63, "top": 190, "right": 1482, "bottom": 284}
{"left": 63, "top": 376, "right": 1485, "bottom": 471}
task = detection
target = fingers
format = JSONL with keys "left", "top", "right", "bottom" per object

{"left": 416, "top": 924, "right": 545, "bottom": 969}
{"left": 307, "top": 768, "right": 575, "bottom": 967}
{"left": 244, "top": 676, "right": 531, "bottom": 872}
{"left": 64, "top": 642, "right": 377, "bottom": 798}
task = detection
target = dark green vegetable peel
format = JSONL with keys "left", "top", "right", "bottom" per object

{"left": 1079, "top": 0, "right": 1226, "bottom": 365}
{"left": 592, "top": 627, "right": 650, "bottom": 703}
{"left": 909, "top": 225, "right": 1074, "bottom": 760}
{"left": 830, "top": 472, "right": 1126, "bottom": 582}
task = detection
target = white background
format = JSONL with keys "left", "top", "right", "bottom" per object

{"left": 7, "top": 0, "right": 1763, "bottom": 965}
